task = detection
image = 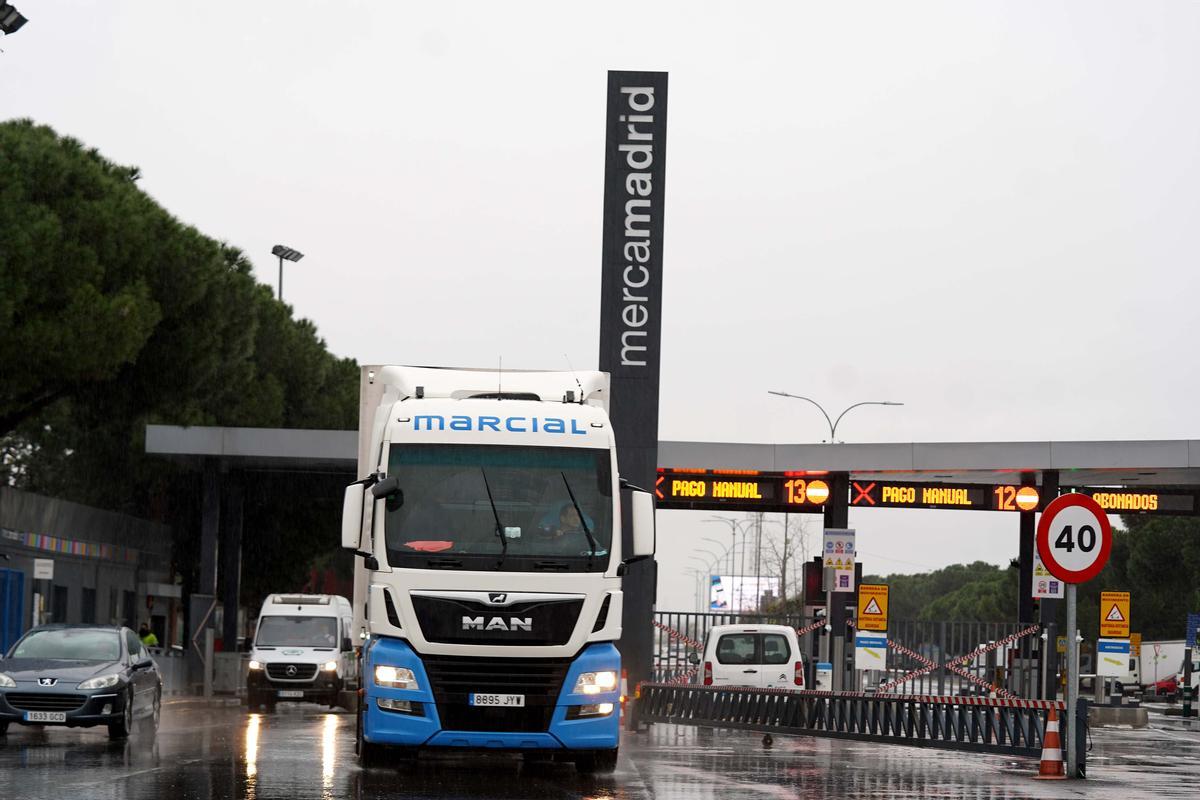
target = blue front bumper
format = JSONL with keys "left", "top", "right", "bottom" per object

{"left": 362, "top": 638, "right": 620, "bottom": 750}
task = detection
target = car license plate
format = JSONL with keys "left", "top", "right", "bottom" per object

{"left": 24, "top": 711, "right": 67, "bottom": 723}
{"left": 277, "top": 690, "right": 304, "bottom": 698}
{"left": 469, "top": 693, "right": 525, "bottom": 707}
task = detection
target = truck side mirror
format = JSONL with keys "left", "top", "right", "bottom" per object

{"left": 341, "top": 483, "right": 366, "bottom": 551}
{"left": 371, "top": 475, "right": 404, "bottom": 512}
{"left": 630, "top": 489, "right": 655, "bottom": 558}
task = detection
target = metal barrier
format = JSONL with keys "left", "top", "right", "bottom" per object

{"left": 214, "top": 652, "right": 248, "bottom": 695}
{"left": 637, "top": 682, "right": 1077, "bottom": 762}
{"left": 149, "top": 647, "right": 189, "bottom": 696}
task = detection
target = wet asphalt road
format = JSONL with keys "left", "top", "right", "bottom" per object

{"left": 1, "top": 700, "right": 1199, "bottom": 799}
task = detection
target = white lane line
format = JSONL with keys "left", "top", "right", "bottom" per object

{"left": 65, "top": 765, "right": 164, "bottom": 788}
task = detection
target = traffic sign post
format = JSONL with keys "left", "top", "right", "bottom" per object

{"left": 1099, "top": 591, "right": 1130, "bottom": 639}
{"left": 1185, "top": 613, "right": 1200, "bottom": 719}
{"left": 1037, "top": 492, "right": 1113, "bottom": 780}
{"left": 856, "top": 584, "right": 889, "bottom": 632}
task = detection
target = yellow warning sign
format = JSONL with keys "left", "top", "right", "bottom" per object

{"left": 857, "top": 584, "right": 889, "bottom": 632}
{"left": 1099, "top": 591, "right": 1130, "bottom": 639}
{"left": 1130, "top": 633, "right": 1142, "bottom": 658}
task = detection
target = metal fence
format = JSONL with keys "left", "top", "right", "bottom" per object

{"left": 654, "top": 612, "right": 1046, "bottom": 699}
{"left": 878, "top": 620, "right": 1043, "bottom": 698}
{"left": 636, "top": 682, "right": 1079, "bottom": 765}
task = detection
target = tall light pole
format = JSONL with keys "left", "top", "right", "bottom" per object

{"left": 704, "top": 517, "right": 755, "bottom": 582}
{"left": 767, "top": 391, "right": 903, "bottom": 443}
{"left": 271, "top": 244, "right": 304, "bottom": 301}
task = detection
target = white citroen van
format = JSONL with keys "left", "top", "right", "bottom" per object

{"left": 695, "top": 624, "right": 806, "bottom": 689}
{"left": 246, "top": 594, "right": 356, "bottom": 710}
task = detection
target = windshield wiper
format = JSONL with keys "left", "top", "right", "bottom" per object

{"left": 561, "top": 472, "right": 599, "bottom": 569}
{"left": 479, "top": 467, "right": 507, "bottom": 562}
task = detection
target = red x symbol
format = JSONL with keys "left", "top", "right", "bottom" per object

{"left": 852, "top": 482, "right": 876, "bottom": 506}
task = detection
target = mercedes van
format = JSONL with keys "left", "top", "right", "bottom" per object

{"left": 246, "top": 594, "right": 356, "bottom": 710}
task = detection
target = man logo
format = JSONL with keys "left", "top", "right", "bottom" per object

{"left": 488, "top": 593, "right": 507, "bottom": 604}
{"left": 285, "top": 665, "right": 298, "bottom": 677}
{"left": 38, "top": 678, "right": 57, "bottom": 687}
{"left": 462, "top": 616, "right": 532, "bottom": 632}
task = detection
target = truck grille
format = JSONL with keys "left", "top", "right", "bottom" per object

{"left": 266, "top": 663, "right": 318, "bottom": 681}
{"left": 422, "top": 655, "right": 571, "bottom": 733}
{"left": 5, "top": 693, "right": 86, "bottom": 712}
{"left": 412, "top": 596, "right": 582, "bottom": 646}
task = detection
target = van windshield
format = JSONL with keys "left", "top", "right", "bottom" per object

{"left": 256, "top": 616, "right": 338, "bottom": 648}
{"left": 384, "top": 444, "right": 612, "bottom": 571}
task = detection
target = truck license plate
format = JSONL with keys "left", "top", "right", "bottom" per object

{"left": 469, "top": 693, "right": 525, "bottom": 707}
{"left": 277, "top": 690, "right": 304, "bottom": 698}
{"left": 24, "top": 711, "right": 67, "bottom": 723}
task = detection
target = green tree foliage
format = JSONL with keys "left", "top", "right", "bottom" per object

{"left": 862, "top": 561, "right": 1018, "bottom": 623}
{"left": 0, "top": 119, "right": 358, "bottom": 602}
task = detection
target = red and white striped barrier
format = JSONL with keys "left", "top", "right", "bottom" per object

{"left": 862, "top": 619, "right": 1042, "bottom": 698}
{"left": 652, "top": 620, "right": 705, "bottom": 651}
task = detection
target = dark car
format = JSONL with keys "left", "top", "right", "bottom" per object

{"left": 0, "top": 624, "right": 161, "bottom": 740}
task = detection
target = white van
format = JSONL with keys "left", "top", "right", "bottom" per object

{"left": 246, "top": 594, "right": 356, "bottom": 710}
{"left": 693, "top": 624, "right": 806, "bottom": 689}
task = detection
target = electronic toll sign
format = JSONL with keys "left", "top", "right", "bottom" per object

{"left": 1074, "top": 488, "right": 1198, "bottom": 516}
{"left": 655, "top": 469, "right": 830, "bottom": 513}
{"left": 654, "top": 469, "right": 1200, "bottom": 516}
{"left": 849, "top": 480, "right": 1041, "bottom": 512}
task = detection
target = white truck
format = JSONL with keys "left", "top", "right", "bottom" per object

{"left": 340, "top": 366, "right": 655, "bottom": 772}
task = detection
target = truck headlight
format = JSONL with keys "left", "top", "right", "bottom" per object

{"left": 374, "top": 665, "right": 418, "bottom": 689}
{"left": 323, "top": 661, "right": 338, "bottom": 672}
{"left": 78, "top": 673, "right": 122, "bottom": 691}
{"left": 248, "top": 660, "right": 263, "bottom": 670}
{"left": 574, "top": 670, "right": 618, "bottom": 695}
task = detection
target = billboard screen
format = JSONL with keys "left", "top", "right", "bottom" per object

{"left": 709, "top": 575, "right": 775, "bottom": 612}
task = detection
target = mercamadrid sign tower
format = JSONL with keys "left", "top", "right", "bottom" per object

{"left": 598, "top": 70, "right": 669, "bottom": 697}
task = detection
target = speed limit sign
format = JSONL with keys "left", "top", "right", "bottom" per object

{"left": 1036, "top": 493, "right": 1112, "bottom": 583}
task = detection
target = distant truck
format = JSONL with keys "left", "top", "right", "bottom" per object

{"left": 246, "top": 594, "right": 356, "bottom": 711}
{"left": 1141, "top": 640, "right": 1186, "bottom": 687}
{"left": 341, "top": 366, "right": 655, "bottom": 772}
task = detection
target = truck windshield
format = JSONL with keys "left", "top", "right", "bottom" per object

{"left": 384, "top": 444, "right": 612, "bottom": 571}
{"left": 256, "top": 616, "right": 338, "bottom": 648}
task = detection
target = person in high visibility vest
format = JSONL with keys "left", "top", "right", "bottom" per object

{"left": 139, "top": 622, "right": 159, "bottom": 647}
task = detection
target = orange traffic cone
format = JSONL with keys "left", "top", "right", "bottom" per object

{"left": 1034, "top": 706, "right": 1067, "bottom": 780}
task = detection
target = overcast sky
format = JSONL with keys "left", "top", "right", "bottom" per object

{"left": 4, "top": 2, "right": 1198, "bottom": 611}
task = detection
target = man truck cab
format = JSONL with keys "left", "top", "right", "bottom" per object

{"left": 695, "top": 624, "right": 805, "bottom": 689}
{"left": 246, "top": 594, "right": 357, "bottom": 710}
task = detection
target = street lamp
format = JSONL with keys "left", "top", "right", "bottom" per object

{"left": 271, "top": 244, "right": 304, "bottom": 301}
{"left": 0, "top": 4, "right": 28, "bottom": 35}
{"left": 704, "top": 517, "right": 755, "bottom": 580}
{"left": 767, "top": 391, "right": 903, "bottom": 443}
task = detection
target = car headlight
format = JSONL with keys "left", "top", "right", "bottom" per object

{"left": 248, "top": 660, "right": 263, "bottom": 670}
{"left": 574, "top": 670, "right": 618, "bottom": 695}
{"left": 78, "top": 673, "right": 122, "bottom": 691}
{"left": 0, "top": 674, "right": 14, "bottom": 688}
{"left": 323, "top": 661, "right": 338, "bottom": 672}
{"left": 374, "top": 665, "right": 418, "bottom": 689}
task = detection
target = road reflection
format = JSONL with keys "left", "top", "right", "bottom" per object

{"left": 244, "top": 712, "right": 261, "bottom": 798}
{"left": 321, "top": 713, "right": 338, "bottom": 797}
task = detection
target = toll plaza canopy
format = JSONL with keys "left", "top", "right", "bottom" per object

{"left": 147, "top": 425, "right": 1200, "bottom": 512}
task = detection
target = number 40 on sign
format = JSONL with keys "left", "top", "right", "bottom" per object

{"left": 1036, "top": 493, "right": 1113, "bottom": 584}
